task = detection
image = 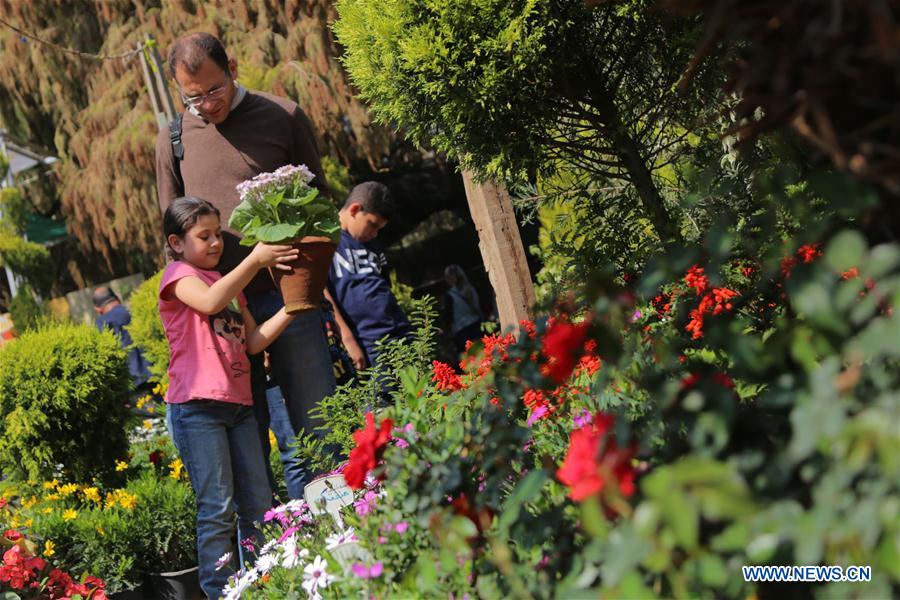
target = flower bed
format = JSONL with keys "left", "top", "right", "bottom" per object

{"left": 223, "top": 215, "right": 898, "bottom": 598}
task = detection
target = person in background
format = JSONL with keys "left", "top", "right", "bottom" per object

{"left": 441, "top": 264, "right": 484, "bottom": 355}
{"left": 92, "top": 287, "right": 152, "bottom": 392}
{"left": 328, "top": 182, "right": 411, "bottom": 369}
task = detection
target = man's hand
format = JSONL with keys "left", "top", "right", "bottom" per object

{"left": 342, "top": 334, "right": 367, "bottom": 371}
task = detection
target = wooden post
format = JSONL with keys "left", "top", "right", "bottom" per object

{"left": 138, "top": 42, "right": 167, "bottom": 130}
{"left": 462, "top": 171, "right": 535, "bottom": 335}
{"left": 146, "top": 34, "right": 177, "bottom": 122}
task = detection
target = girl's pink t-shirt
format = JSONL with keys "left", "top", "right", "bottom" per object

{"left": 159, "top": 261, "right": 251, "bottom": 405}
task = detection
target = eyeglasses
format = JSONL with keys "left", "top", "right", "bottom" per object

{"left": 179, "top": 76, "right": 229, "bottom": 108}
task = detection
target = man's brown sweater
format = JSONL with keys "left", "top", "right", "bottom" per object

{"left": 155, "top": 90, "right": 328, "bottom": 294}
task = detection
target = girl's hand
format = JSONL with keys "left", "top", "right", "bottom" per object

{"left": 250, "top": 243, "right": 299, "bottom": 271}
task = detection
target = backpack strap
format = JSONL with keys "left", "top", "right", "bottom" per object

{"left": 168, "top": 113, "right": 185, "bottom": 194}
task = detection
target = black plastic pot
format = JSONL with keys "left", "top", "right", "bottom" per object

{"left": 146, "top": 566, "right": 204, "bottom": 600}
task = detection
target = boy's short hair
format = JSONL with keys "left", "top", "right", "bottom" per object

{"left": 343, "top": 182, "right": 395, "bottom": 220}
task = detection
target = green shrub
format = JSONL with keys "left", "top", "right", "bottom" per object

{"left": 0, "top": 233, "right": 53, "bottom": 295}
{"left": 0, "top": 322, "right": 131, "bottom": 484}
{"left": 126, "top": 470, "right": 197, "bottom": 574}
{"left": 126, "top": 270, "right": 169, "bottom": 385}
{"left": 8, "top": 284, "right": 46, "bottom": 333}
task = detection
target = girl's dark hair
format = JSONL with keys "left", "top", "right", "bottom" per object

{"left": 163, "top": 196, "right": 220, "bottom": 257}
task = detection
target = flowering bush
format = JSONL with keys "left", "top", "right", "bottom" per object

{"left": 2, "top": 438, "right": 196, "bottom": 595}
{"left": 228, "top": 164, "right": 341, "bottom": 245}
{"left": 0, "top": 503, "right": 107, "bottom": 599}
{"left": 233, "top": 169, "right": 898, "bottom": 599}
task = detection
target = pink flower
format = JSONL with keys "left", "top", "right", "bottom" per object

{"left": 394, "top": 521, "right": 409, "bottom": 534}
{"left": 354, "top": 491, "right": 378, "bottom": 517}
{"left": 526, "top": 404, "right": 549, "bottom": 426}
{"left": 351, "top": 562, "right": 384, "bottom": 579}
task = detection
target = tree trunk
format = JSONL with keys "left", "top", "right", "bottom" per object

{"left": 591, "top": 85, "right": 684, "bottom": 243}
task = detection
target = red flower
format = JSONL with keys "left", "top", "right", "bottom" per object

{"left": 431, "top": 361, "right": 463, "bottom": 391}
{"left": 651, "top": 293, "right": 672, "bottom": 316}
{"left": 841, "top": 267, "right": 859, "bottom": 280}
{"left": 541, "top": 320, "right": 590, "bottom": 383}
{"left": 557, "top": 413, "right": 637, "bottom": 504}
{"left": 576, "top": 353, "right": 602, "bottom": 377}
{"left": 684, "top": 265, "right": 708, "bottom": 295}
{"left": 148, "top": 450, "right": 163, "bottom": 465}
{"left": 797, "top": 243, "right": 822, "bottom": 263}
{"left": 520, "top": 320, "right": 537, "bottom": 339}
{"left": 684, "top": 287, "right": 738, "bottom": 339}
{"left": 3, "top": 529, "right": 22, "bottom": 542}
{"left": 685, "top": 308, "right": 705, "bottom": 339}
{"left": 344, "top": 412, "right": 393, "bottom": 489}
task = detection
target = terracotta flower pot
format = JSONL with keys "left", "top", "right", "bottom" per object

{"left": 271, "top": 237, "right": 337, "bottom": 314}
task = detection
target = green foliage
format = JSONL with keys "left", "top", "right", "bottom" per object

{"left": 0, "top": 186, "right": 30, "bottom": 235}
{"left": 126, "top": 271, "right": 169, "bottom": 385}
{"left": 0, "top": 2, "right": 393, "bottom": 275}
{"left": 293, "top": 295, "right": 438, "bottom": 473}
{"left": 389, "top": 271, "right": 416, "bottom": 316}
{"left": 0, "top": 322, "right": 131, "bottom": 484}
{"left": 16, "top": 470, "right": 197, "bottom": 594}
{"left": 8, "top": 284, "right": 46, "bottom": 333}
{"left": 334, "top": 0, "right": 723, "bottom": 241}
{"left": 0, "top": 232, "right": 52, "bottom": 295}
{"left": 124, "top": 470, "right": 198, "bottom": 574}
{"left": 229, "top": 167, "right": 341, "bottom": 245}
{"left": 322, "top": 155, "right": 352, "bottom": 202}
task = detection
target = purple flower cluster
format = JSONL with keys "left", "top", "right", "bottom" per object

{"left": 235, "top": 164, "right": 316, "bottom": 201}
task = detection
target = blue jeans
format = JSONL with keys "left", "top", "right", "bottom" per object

{"left": 265, "top": 384, "right": 307, "bottom": 499}
{"left": 247, "top": 291, "right": 337, "bottom": 494}
{"left": 168, "top": 401, "right": 271, "bottom": 600}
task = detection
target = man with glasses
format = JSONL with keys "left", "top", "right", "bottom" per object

{"left": 154, "top": 33, "right": 337, "bottom": 505}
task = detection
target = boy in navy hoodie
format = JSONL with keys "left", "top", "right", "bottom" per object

{"left": 328, "top": 182, "right": 411, "bottom": 369}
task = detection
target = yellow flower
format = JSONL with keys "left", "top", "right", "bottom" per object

{"left": 105, "top": 489, "right": 138, "bottom": 510}
{"left": 143, "top": 419, "right": 153, "bottom": 430}
{"left": 268, "top": 429, "right": 277, "bottom": 448}
{"left": 62, "top": 509, "right": 77, "bottom": 521}
{"left": 169, "top": 458, "right": 184, "bottom": 480}
{"left": 22, "top": 496, "right": 38, "bottom": 509}
{"left": 152, "top": 382, "right": 168, "bottom": 396}
{"left": 58, "top": 483, "right": 78, "bottom": 496}
{"left": 43, "top": 540, "right": 55, "bottom": 557}
{"left": 96, "top": 526, "right": 105, "bottom": 537}
{"left": 82, "top": 487, "right": 101, "bottom": 503}
{"left": 136, "top": 395, "right": 151, "bottom": 409}
{"left": 42, "top": 507, "right": 53, "bottom": 515}
{"left": 42, "top": 479, "right": 58, "bottom": 490}
{"left": 115, "top": 461, "right": 129, "bottom": 472}
{"left": 45, "top": 493, "right": 60, "bottom": 501}
{"left": 24, "top": 519, "right": 32, "bottom": 528}
{"left": 9, "top": 515, "right": 19, "bottom": 528}
{"left": 118, "top": 492, "right": 138, "bottom": 510}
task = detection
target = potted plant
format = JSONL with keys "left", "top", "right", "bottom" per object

{"left": 229, "top": 164, "right": 341, "bottom": 313}
{"left": 124, "top": 471, "right": 201, "bottom": 600}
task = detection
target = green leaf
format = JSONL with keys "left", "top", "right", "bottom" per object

{"left": 255, "top": 223, "right": 303, "bottom": 243}
{"left": 498, "top": 469, "right": 548, "bottom": 533}
{"left": 825, "top": 229, "right": 866, "bottom": 273}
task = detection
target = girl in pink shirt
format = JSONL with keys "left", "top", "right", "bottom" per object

{"left": 159, "top": 196, "right": 298, "bottom": 598}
